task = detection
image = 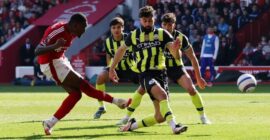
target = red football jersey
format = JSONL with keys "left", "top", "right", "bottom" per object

{"left": 37, "top": 22, "right": 75, "bottom": 64}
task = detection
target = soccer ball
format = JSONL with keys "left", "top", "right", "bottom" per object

{"left": 237, "top": 74, "right": 257, "bottom": 93}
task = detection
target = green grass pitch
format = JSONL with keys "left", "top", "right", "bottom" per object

{"left": 0, "top": 84, "right": 270, "bottom": 140}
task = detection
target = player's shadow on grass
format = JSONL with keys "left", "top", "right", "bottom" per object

{"left": 0, "top": 133, "right": 128, "bottom": 139}
{"left": 187, "top": 134, "right": 212, "bottom": 137}
{"left": 18, "top": 118, "right": 119, "bottom": 124}
{"left": 56, "top": 124, "right": 117, "bottom": 131}
{"left": 0, "top": 131, "right": 151, "bottom": 139}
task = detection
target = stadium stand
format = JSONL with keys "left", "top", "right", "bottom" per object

{"left": 0, "top": 0, "right": 68, "bottom": 47}
{"left": 0, "top": 0, "right": 270, "bottom": 83}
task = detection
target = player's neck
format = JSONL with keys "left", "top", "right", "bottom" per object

{"left": 66, "top": 24, "right": 72, "bottom": 33}
{"left": 113, "top": 34, "right": 122, "bottom": 41}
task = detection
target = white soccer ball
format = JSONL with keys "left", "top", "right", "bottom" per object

{"left": 237, "top": 74, "right": 257, "bottom": 93}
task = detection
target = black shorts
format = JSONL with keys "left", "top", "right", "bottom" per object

{"left": 139, "top": 70, "right": 169, "bottom": 100}
{"left": 105, "top": 67, "right": 139, "bottom": 84}
{"left": 167, "top": 66, "right": 186, "bottom": 83}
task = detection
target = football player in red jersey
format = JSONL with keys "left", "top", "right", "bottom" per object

{"left": 35, "top": 13, "right": 131, "bottom": 135}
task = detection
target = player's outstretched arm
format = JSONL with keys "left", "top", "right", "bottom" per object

{"left": 185, "top": 47, "right": 207, "bottom": 89}
{"left": 35, "top": 38, "right": 66, "bottom": 56}
{"left": 109, "top": 44, "right": 128, "bottom": 83}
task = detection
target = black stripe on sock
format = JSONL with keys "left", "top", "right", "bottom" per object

{"left": 127, "top": 107, "right": 135, "bottom": 112}
{"left": 164, "top": 111, "right": 172, "bottom": 120}
{"left": 197, "top": 107, "right": 204, "bottom": 111}
{"left": 142, "top": 120, "right": 147, "bottom": 127}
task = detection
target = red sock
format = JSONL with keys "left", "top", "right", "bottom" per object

{"left": 79, "top": 79, "right": 113, "bottom": 103}
{"left": 54, "top": 92, "right": 82, "bottom": 120}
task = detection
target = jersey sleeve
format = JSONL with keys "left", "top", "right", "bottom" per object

{"left": 163, "top": 29, "right": 174, "bottom": 48}
{"left": 39, "top": 28, "right": 51, "bottom": 47}
{"left": 39, "top": 27, "right": 61, "bottom": 47}
{"left": 181, "top": 35, "right": 191, "bottom": 51}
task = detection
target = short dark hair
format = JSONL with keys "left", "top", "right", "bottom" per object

{"left": 139, "top": 6, "right": 155, "bottom": 18}
{"left": 161, "top": 13, "right": 176, "bottom": 23}
{"left": 69, "top": 13, "right": 87, "bottom": 24}
{"left": 109, "top": 17, "right": 124, "bottom": 27}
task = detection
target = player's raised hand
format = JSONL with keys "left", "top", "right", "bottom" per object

{"left": 197, "top": 77, "right": 207, "bottom": 89}
{"left": 109, "top": 68, "right": 119, "bottom": 83}
{"left": 55, "top": 38, "right": 66, "bottom": 48}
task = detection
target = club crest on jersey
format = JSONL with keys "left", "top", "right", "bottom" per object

{"left": 148, "top": 79, "right": 160, "bottom": 86}
{"left": 149, "top": 79, "right": 156, "bottom": 85}
{"left": 154, "top": 34, "right": 159, "bottom": 40}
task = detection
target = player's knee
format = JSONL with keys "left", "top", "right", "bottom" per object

{"left": 96, "top": 75, "right": 105, "bottom": 85}
{"left": 157, "top": 91, "right": 168, "bottom": 101}
{"left": 138, "top": 87, "right": 146, "bottom": 95}
{"left": 187, "top": 87, "right": 197, "bottom": 96}
{"left": 73, "top": 92, "right": 82, "bottom": 100}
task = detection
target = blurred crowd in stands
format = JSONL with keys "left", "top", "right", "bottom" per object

{"left": 1, "top": 0, "right": 270, "bottom": 67}
{"left": 90, "top": 0, "right": 270, "bottom": 66}
{"left": 0, "top": 0, "right": 68, "bottom": 46}
{"left": 237, "top": 36, "right": 270, "bottom": 65}
{"left": 150, "top": 0, "right": 270, "bottom": 66}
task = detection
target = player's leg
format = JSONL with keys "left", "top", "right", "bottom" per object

{"left": 116, "top": 86, "right": 145, "bottom": 125}
{"left": 62, "top": 70, "right": 131, "bottom": 109}
{"left": 94, "top": 70, "right": 109, "bottom": 119}
{"left": 120, "top": 84, "right": 187, "bottom": 134}
{"left": 127, "top": 86, "right": 145, "bottom": 117}
{"left": 177, "top": 73, "right": 211, "bottom": 124}
{"left": 43, "top": 86, "right": 81, "bottom": 135}
{"left": 120, "top": 71, "right": 187, "bottom": 134}
{"left": 116, "top": 70, "right": 145, "bottom": 125}
{"left": 49, "top": 58, "right": 131, "bottom": 109}
{"left": 120, "top": 100, "right": 159, "bottom": 131}
{"left": 150, "top": 73, "right": 188, "bottom": 134}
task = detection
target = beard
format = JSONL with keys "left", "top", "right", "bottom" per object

{"left": 141, "top": 26, "right": 154, "bottom": 34}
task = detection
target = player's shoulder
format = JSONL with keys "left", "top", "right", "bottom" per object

{"left": 156, "top": 27, "right": 166, "bottom": 33}
{"left": 49, "top": 22, "right": 66, "bottom": 30}
{"left": 123, "top": 33, "right": 128, "bottom": 37}
{"left": 174, "top": 30, "right": 187, "bottom": 38}
{"left": 45, "top": 22, "right": 67, "bottom": 35}
{"left": 125, "top": 29, "right": 139, "bottom": 39}
{"left": 130, "top": 28, "right": 140, "bottom": 34}
{"left": 158, "top": 28, "right": 170, "bottom": 36}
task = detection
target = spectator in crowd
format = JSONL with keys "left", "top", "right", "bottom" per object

{"left": 262, "top": 0, "right": 270, "bottom": 11}
{"left": 192, "top": 34, "right": 202, "bottom": 59}
{"left": 200, "top": 27, "right": 219, "bottom": 84}
{"left": 153, "top": 0, "right": 164, "bottom": 13}
{"left": 175, "top": 8, "right": 182, "bottom": 24}
{"left": 188, "top": 26, "right": 198, "bottom": 44}
{"left": 250, "top": 44, "right": 265, "bottom": 65}
{"left": 242, "top": 42, "right": 254, "bottom": 65}
{"left": 249, "top": 4, "right": 260, "bottom": 21}
{"left": 216, "top": 37, "right": 229, "bottom": 65}
{"left": 217, "top": 17, "right": 229, "bottom": 36}
{"left": 221, "top": 7, "right": 230, "bottom": 22}
{"left": 168, "top": 0, "right": 179, "bottom": 12}
{"left": 19, "top": 38, "right": 35, "bottom": 66}
{"left": 181, "top": 9, "right": 194, "bottom": 25}
{"left": 237, "top": 9, "right": 250, "bottom": 29}
{"left": 262, "top": 39, "right": 270, "bottom": 64}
